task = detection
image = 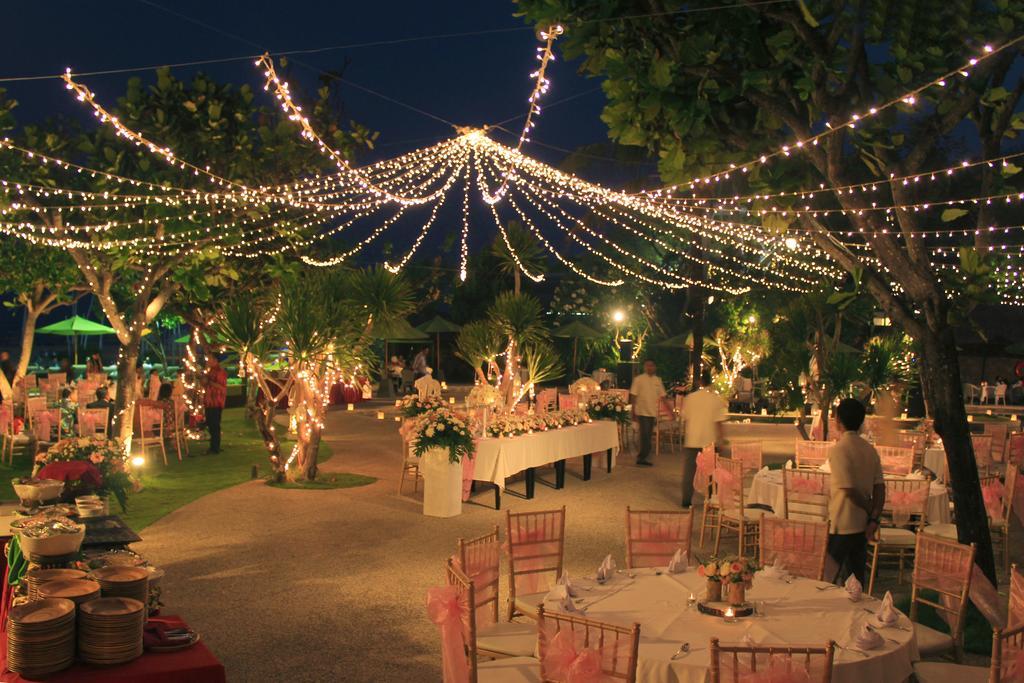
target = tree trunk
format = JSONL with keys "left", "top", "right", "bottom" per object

{"left": 113, "top": 337, "right": 142, "bottom": 441}
{"left": 15, "top": 307, "right": 43, "bottom": 381}
{"left": 513, "top": 267, "right": 522, "bottom": 296}
{"left": 919, "top": 327, "right": 997, "bottom": 583}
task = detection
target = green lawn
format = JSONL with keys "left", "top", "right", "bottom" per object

{"left": 2, "top": 409, "right": 339, "bottom": 532}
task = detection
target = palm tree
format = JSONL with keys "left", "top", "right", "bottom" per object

{"left": 454, "top": 320, "right": 504, "bottom": 383}
{"left": 487, "top": 292, "right": 551, "bottom": 407}
{"left": 490, "top": 220, "right": 544, "bottom": 295}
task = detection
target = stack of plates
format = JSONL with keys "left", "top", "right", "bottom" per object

{"left": 7, "top": 598, "right": 76, "bottom": 677}
{"left": 77, "top": 597, "right": 145, "bottom": 665}
{"left": 25, "top": 568, "right": 87, "bottom": 601}
{"left": 38, "top": 578, "right": 101, "bottom": 606}
{"left": 91, "top": 566, "right": 149, "bottom": 604}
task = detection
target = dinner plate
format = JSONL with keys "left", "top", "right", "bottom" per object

{"left": 8, "top": 598, "right": 75, "bottom": 624}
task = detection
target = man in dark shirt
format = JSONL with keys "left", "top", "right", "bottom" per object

{"left": 86, "top": 386, "right": 115, "bottom": 435}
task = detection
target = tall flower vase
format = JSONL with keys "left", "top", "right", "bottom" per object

{"left": 421, "top": 448, "right": 463, "bottom": 518}
{"left": 728, "top": 582, "right": 747, "bottom": 607}
{"left": 706, "top": 580, "right": 722, "bottom": 602}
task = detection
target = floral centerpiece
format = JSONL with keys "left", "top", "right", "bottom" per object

{"left": 558, "top": 408, "right": 591, "bottom": 427}
{"left": 466, "top": 384, "right": 504, "bottom": 411}
{"left": 586, "top": 391, "right": 631, "bottom": 425}
{"left": 398, "top": 394, "right": 445, "bottom": 418}
{"left": 720, "top": 555, "right": 758, "bottom": 606}
{"left": 411, "top": 408, "right": 475, "bottom": 464}
{"left": 697, "top": 556, "right": 725, "bottom": 602}
{"left": 35, "top": 436, "right": 132, "bottom": 512}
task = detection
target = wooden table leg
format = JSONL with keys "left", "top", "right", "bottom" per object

{"left": 526, "top": 468, "right": 536, "bottom": 498}
{"left": 583, "top": 454, "right": 592, "bottom": 481}
{"left": 555, "top": 460, "right": 565, "bottom": 489}
{"left": 606, "top": 448, "right": 613, "bottom": 473}
{"left": 494, "top": 484, "right": 501, "bottom": 510}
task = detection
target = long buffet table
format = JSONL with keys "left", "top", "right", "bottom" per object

{"left": 470, "top": 420, "right": 620, "bottom": 509}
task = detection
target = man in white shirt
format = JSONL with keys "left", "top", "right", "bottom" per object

{"left": 412, "top": 348, "right": 429, "bottom": 380}
{"left": 680, "top": 369, "right": 727, "bottom": 507}
{"left": 629, "top": 359, "right": 670, "bottom": 466}
{"left": 825, "top": 398, "right": 885, "bottom": 586}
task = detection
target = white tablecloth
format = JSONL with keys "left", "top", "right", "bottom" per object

{"left": 923, "top": 447, "right": 945, "bottom": 480}
{"left": 747, "top": 469, "right": 950, "bottom": 524}
{"left": 472, "top": 421, "right": 619, "bottom": 487}
{"left": 542, "top": 569, "right": 917, "bottom": 683}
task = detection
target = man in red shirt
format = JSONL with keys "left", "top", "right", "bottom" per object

{"left": 202, "top": 356, "right": 228, "bottom": 454}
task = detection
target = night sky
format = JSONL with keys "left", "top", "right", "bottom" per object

{"left": 3, "top": 1, "right": 613, "bottom": 166}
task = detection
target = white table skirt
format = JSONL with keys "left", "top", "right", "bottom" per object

{"left": 747, "top": 469, "right": 950, "bottom": 524}
{"left": 472, "top": 420, "right": 619, "bottom": 487}
{"left": 544, "top": 568, "right": 918, "bottom": 683}
{"left": 923, "top": 447, "right": 945, "bottom": 480}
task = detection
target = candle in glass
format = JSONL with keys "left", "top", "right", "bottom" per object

{"left": 723, "top": 607, "right": 736, "bottom": 623}
{"left": 376, "top": 411, "right": 384, "bottom": 420}
{"left": 347, "top": 403, "right": 354, "bottom": 411}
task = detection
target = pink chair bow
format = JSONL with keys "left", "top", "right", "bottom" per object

{"left": 982, "top": 481, "right": 1006, "bottom": 520}
{"left": 714, "top": 466, "right": 738, "bottom": 506}
{"left": 790, "top": 475, "right": 824, "bottom": 495}
{"left": 694, "top": 448, "right": 715, "bottom": 490}
{"left": 33, "top": 411, "right": 54, "bottom": 441}
{"left": 888, "top": 488, "right": 928, "bottom": 526}
{"left": 738, "top": 655, "right": 811, "bottom": 683}
{"left": 543, "top": 630, "right": 605, "bottom": 683}
{"left": 426, "top": 585, "right": 470, "bottom": 683}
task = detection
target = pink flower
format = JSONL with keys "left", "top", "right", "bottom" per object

{"left": 89, "top": 453, "right": 104, "bottom": 464}
{"left": 697, "top": 565, "right": 706, "bottom": 577}
{"left": 730, "top": 562, "right": 742, "bottom": 573}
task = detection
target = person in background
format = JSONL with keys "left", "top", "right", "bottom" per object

{"left": 86, "top": 352, "right": 104, "bottom": 375}
{"left": 629, "top": 359, "right": 672, "bottom": 467}
{"left": 57, "top": 386, "right": 77, "bottom": 434}
{"left": 825, "top": 398, "right": 885, "bottom": 586}
{"left": 147, "top": 369, "right": 162, "bottom": 399}
{"left": 57, "top": 356, "right": 74, "bottom": 384}
{"left": 412, "top": 347, "right": 429, "bottom": 380}
{"left": 202, "top": 356, "right": 228, "bottom": 454}
{"left": 86, "top": 386, "right": 115, "bottom": 434}
{"left": 680, "top": 368, "right": 727, "bottom": 507}
{"left": 400, "top": 361, "right": 415, "bottom": 395}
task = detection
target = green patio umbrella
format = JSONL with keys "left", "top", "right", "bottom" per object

{"left": 655, "top": 332, "right": 718, "bottom": 349}
{"left": 418, "top": 315, "right": 461, "bottom": 373}
{"left": 36, "top": 315, "right": 116, "bottom": 364}
{"left": 173, "top": 333, "right": 191, "bottom": 344}
{"left": 552, "top": 319, "right": 603, "bottom": 376}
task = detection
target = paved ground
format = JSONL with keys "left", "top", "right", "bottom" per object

{"left": 135, "top": 398, "right": 1007, "bottom": 681}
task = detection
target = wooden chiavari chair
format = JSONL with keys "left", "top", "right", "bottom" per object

{"left": 867, "top": 477, "right": 930, "bottom": 595}
{"left": 710, "top": 637, "right": 836, "bottom": 683}
{"left": 910, "top": 532, "right": 976, "bottom": 661}
{"left": 731, "top": 441, "right": 763, "bottom": 473}
{"left": 985, "top": 422, "right": 1010, "bottom": 463}
{"left": 1010, "top": 564, "right": 1024, "bottom": 628}
{"left": 443, "top": 560, "right": 540, "bottom": 683}
{"left": 972, "top": 434, "right": 995, "bottom": 475}
{"left": 782, "top": 470, "right": 830, "bottom": 522}
{"left": 534, "top": 389, "right": 557, "bottom": 415}
{"left": 876, "top": 445, "right": 915, "bottom": 476}
{"left": 913, "top": 623, "right": 1024, "bottom": 683}
{"left": 1008, "top": 432, "right": 1024, "bottom": 467}
{"left": 456, "top": 526, "right": 535, "bottom": 659}
{"left": 171, "top": 397, "right": 189, "bottom": 460}
{"left": 713, "top": 457, "right": 764, "bottom": 559}
{"left": 557, "top": 394, "right": 577, "bottom": 411}
{"left": 625, "top": 506, "right": 694, "bottom": 569}
{"left": 25, "top": 396, "right": 46, "bottom": 430}
{"left": 793, "top": 440, "right": 830, "bottom": 470}
{"left": 759, "top": 517, "right": 828, "bottom": 581}
{"left": 537, "top": 605, "right": 640, "bottom": 683}
{"left": 697, "top": 446, "right": 719, "bottom": 548}
{"left": 77, "top": 407, "right": 109, "bottom": 438}
{"left": 655, "top": 399, "right": 680, "bottom": 456}
{"left": 0, "top": 404, "right": 15, "bottom": 465}
{"left": 894, "top": 429, "right": 927, "bottom": 469}
{"left": 506, "top": 507, "right": 565, "bottom": 621}
{"left": 136, "top": 405, "right": 168, "bottom": 466}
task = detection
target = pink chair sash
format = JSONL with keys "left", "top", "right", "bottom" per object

{"left": 1003, "top": 643, "right": 1024, "bottom": 682}
{"left": 714, "top": 466, "right": 738, "bottom": 508}
{"left": 80, "top": 412, "right": 102, "bottom": 435}
{"left": 693, "top": 448, "right": 715, "bottom": 491}
{"left": 736, "top": 654, "right": 812, "bottom": 683}
{"left": 970, "top": 565, "right": 1007, "bottom": 628}
{"left": 0, "top": 406, "right": 11, "bottom": 432}
{"left": 426, "top": 585, "right": 470, "bottom": 683}
{"left": 542, "top": 629, "right": 606, "bottom": 683}
{"left": 789, "top": 474, "right": 825, "bottom": 495}
{"left": 888, "top": 488, "right": 928, "bottom": 526}
{"left": 453, "top": 543, "right": 500, "bottom": 628}
{"left": 982, "top": 481, "right": 1006, "bottom": 520}
{"left": 631, "top": 518, "right": 688, "bottom": 566}
{"left": 32, "top": 410, "right": 55, "bottom": 441}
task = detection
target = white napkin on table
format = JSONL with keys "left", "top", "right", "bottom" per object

{"left": 760, "top": 557, "right": 789, "bottom": 580}
{"left": 556, "top": 571, "right": 578, "bottom": 597}
{"left": 853, "top": 623, "right": 884, "bottom": 650}
{"left": 667, "top": 549, "right": 687, "bottom": 574}
{"left": 785, "top": 459, "right": 794, "bottom": 470}
{"left": 818, "top": 460, "right": 831, "bottom": 473}
{"left": 906, "top": 470, "right": 926, "bottom": 480}
{"left": 596, "top": 554, "right": 616, "bottom": 582}
{"left": 844, "top": 574, "right": 863, "bottom": 601}
{"left": 876, "top": 591, "right": 899, "bottom": 624}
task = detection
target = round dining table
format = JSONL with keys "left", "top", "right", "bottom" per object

{"left": 541, "top": 568, "right": 919, "bottom": 683}
{"left": 746, "top": 468, "right": 951, "bottom": 524}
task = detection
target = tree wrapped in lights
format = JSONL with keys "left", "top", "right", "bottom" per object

{"left": 517, "top": 0, "right": 1024, "bottom": 581}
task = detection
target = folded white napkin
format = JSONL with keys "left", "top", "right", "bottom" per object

{"left": 596, "top": 554, "right": 616, "bottom": 582}
{"left": 557, "top": 571, "right": 578, "bottom": 597}
{"left": 667, "top": 549, "right": 687, "bottom": 574}
{"left": 760, "top": 557, "right": 789, "bottom": 580}
{"left": 876, "top": 591, "right": 899, "bottom": 624}
{"left": 545, "top": 583, "right": 578, "bottom": 612}
{"left": 844, "top": 574, "right": 863, "bottom": 601}
{"left": 785, "top": 459, "right": 794, "bottom": 470}
{"left": 853, "top": 623, "right": 884, "bottom": 650}
{"left": 818, "top": 460, "right": 831, "bottom": 473}
{"left": 906, "top": 470, "right": 925, "bottom": 480}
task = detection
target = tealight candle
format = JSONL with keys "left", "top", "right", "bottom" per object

{"left": 760, "top": 408, "right": 767, "bottom": 416}
{"left": 900, "top": 412, "right": 908, "bottom": 420}
{"left": 394, "top": 400, "right": 400, "bottom": 408}
{"left": 441, "top": 381, "right": 447, "bottom": 390}
{"left": 394, "top": 416, "right": 401, "bottom": 422}
{"left": 376, "top": 411, "right": 384, "bottom": 420}
{"left": 687, "top": 592, "right": 696, "bottom": 609}
{"left": 968, "top": 415, "right": 974, "bottom": 422}
{"left": 449, "top": 397, "right": 456, "bottom": 404}
{"left": 723, "top": 607, "right": 736, "bottom": 622}
{"left": 347, "top": 403, "right": 354, "bottom": 411}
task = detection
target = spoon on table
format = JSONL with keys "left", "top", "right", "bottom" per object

{"left": 836, "top": 644, "right": 868, "bottom": 658}
{"left": 815, "top": 584, "right": 840, "bottom": 591}
{"left": 670, "top": 642, "right": 690, "bottom": 660}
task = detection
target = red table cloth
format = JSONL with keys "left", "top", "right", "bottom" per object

{"left": 1, "top": 615, "right": 225, "bottom": 683}
{"left": 329, "top": 378, "right": 368, "bottom": 405}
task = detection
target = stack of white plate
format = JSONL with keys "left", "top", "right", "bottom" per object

{"left": 7, "top": 598, "right": 76, "bottom": 677}
{"left": 25, "top": 568, "right": 87, "bottom": 601}
{"left": 77, "top": 597, "right": 145, "bottom": 665}
{"left": 38, "top": 578, "right": 101, "bottom": 607}
{"left": 91, "top": 566, "right": 149, "bottom": 605}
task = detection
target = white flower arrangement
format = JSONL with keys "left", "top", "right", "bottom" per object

{"left": 466, "top": 383, "right": 504, "bottom": 411}
{"left": 410, "top": 407, "right": 475, "bottom": 464}
{"left": 586, "top": 392, "right": 631, "bottom": 425}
